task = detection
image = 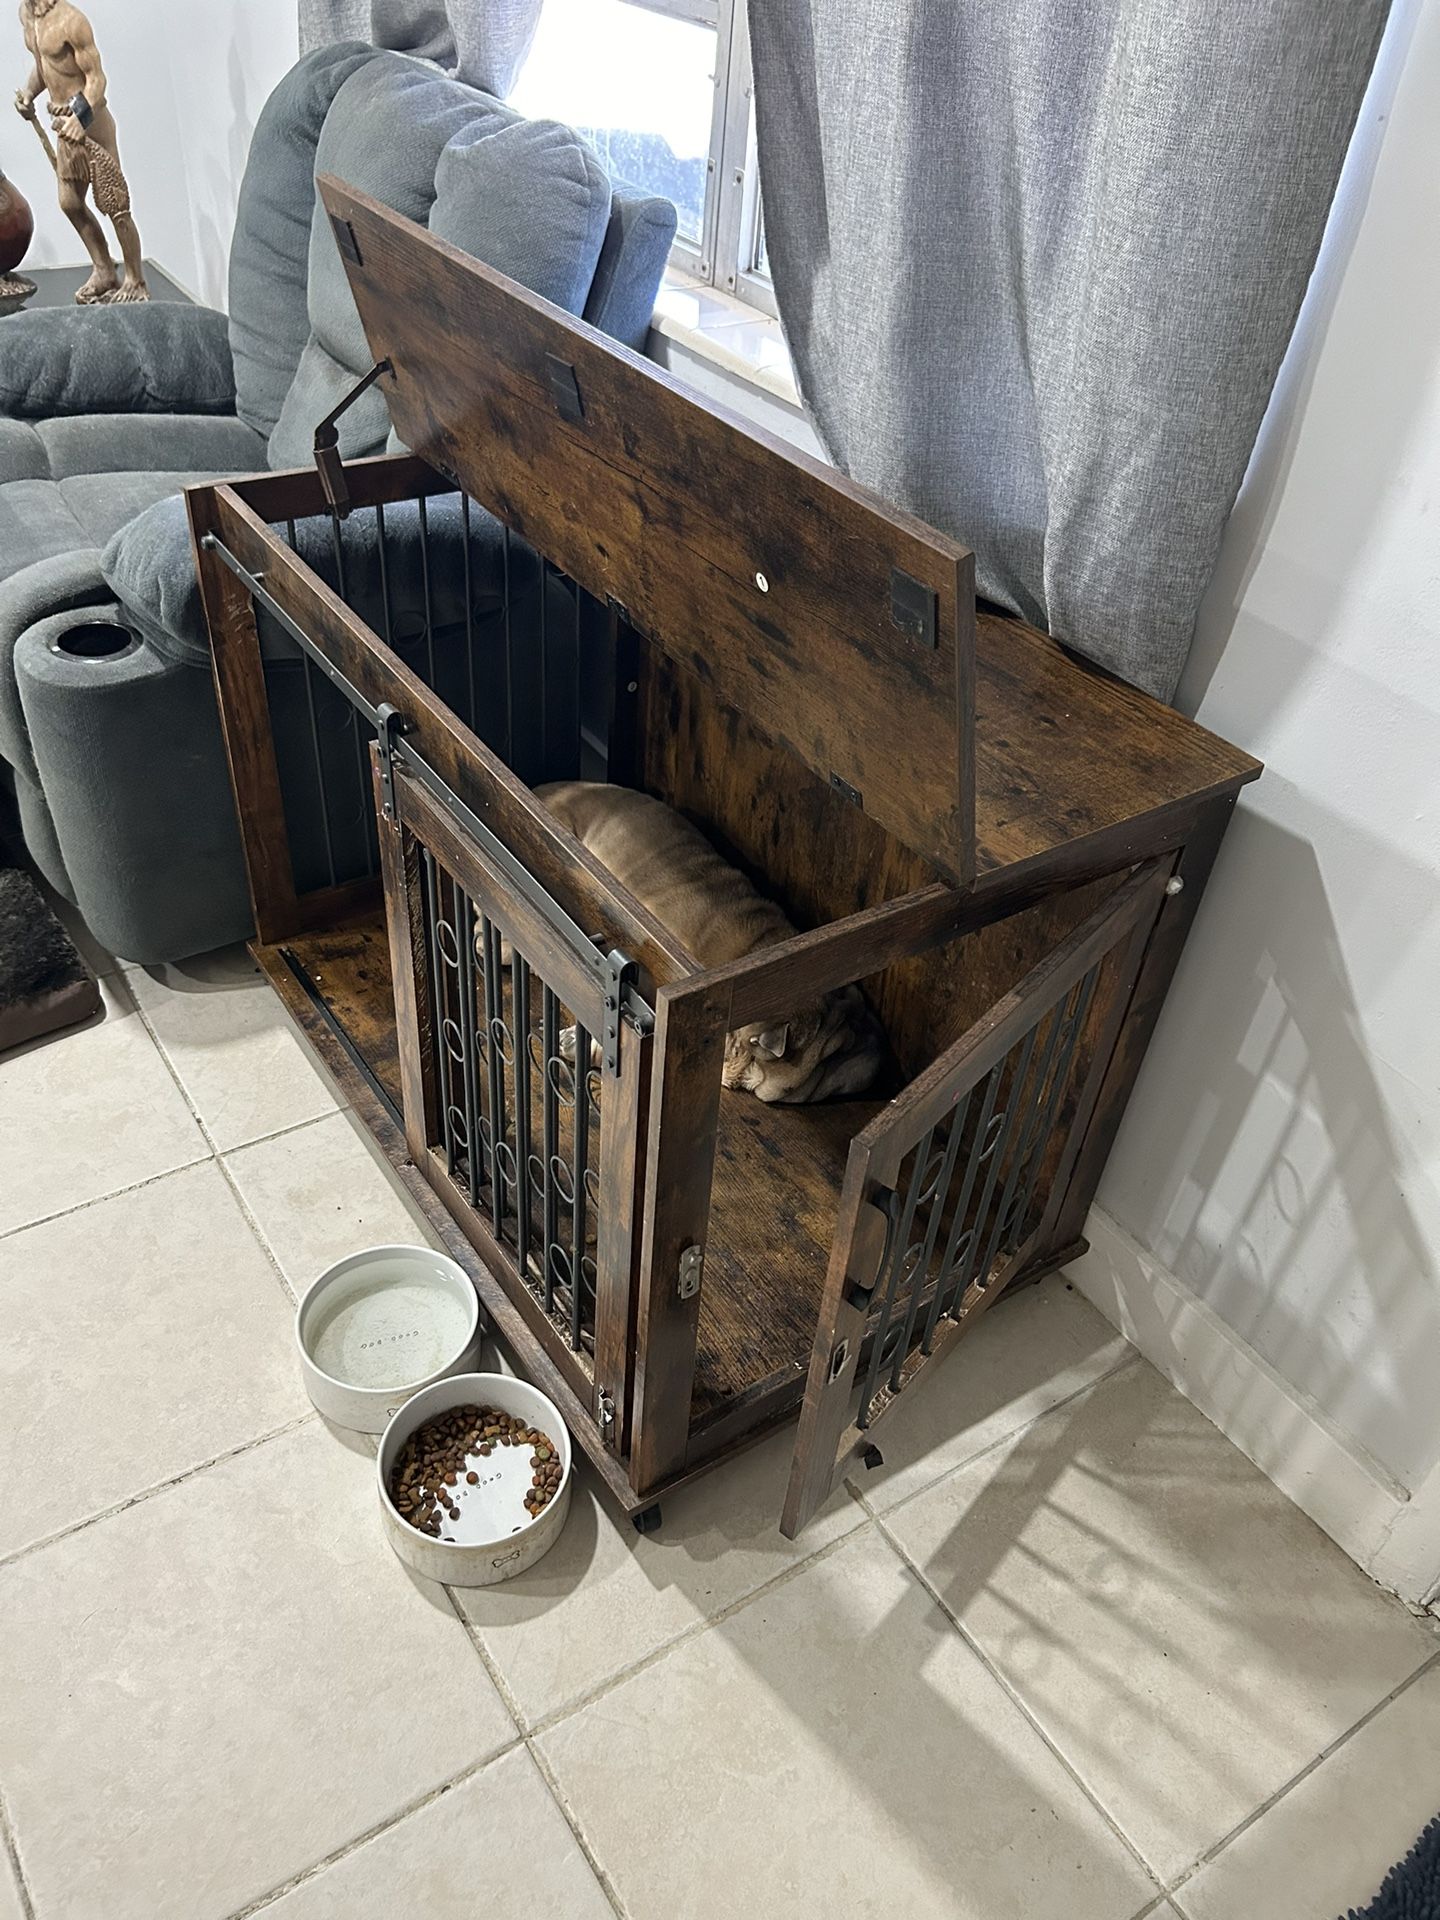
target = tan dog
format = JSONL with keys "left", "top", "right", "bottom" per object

{"left": 539, "top": 782, "right": 888, "bottom": 1103}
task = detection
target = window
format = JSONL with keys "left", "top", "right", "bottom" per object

{"left": 510, "top": 0, "right": 774, "bottom": 315}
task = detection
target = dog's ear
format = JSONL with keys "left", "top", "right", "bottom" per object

{"left": 754, "top": 1023, "right": 790, "bottom": 1059}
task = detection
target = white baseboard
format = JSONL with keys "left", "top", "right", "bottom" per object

{"left": 1069, "top": 1209, "right": 1440, "bottom": 1609}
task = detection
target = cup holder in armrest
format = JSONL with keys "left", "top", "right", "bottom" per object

{"left": 51, "top": 621, "right": 140, "bottom": 661}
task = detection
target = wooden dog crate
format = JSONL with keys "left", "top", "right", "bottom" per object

{"left": 190, "top": 177, "right": 1260, "bottom": 1536}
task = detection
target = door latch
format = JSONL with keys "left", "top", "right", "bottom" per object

{"left": 677, "top": 1243, "right": 704, "bottom": 1301}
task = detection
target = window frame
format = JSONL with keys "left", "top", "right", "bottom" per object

{"left": 628, "top": 0, "right": 775, "bottom": 314}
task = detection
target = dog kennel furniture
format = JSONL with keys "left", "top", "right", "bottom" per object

{"left": 190, "top": 177, "right": 1260, "bottom": 1537}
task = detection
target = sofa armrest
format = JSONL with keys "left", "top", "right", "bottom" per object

{"left": 582, "top": 186, "right": 678, "bottom": 351}
{"left": 0, "top": 304, "right": 237, "bottom": 421}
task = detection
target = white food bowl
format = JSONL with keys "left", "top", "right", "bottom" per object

{"left": 377, "top": 1372, "right": 573, "bottom": 1587}
{"left": 295, "top": 1245, "right": 481, "bottom": 1432}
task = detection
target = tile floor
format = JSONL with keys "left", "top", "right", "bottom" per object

{"left": 1, "top": 941, "right": 1436, "bottom": 1920}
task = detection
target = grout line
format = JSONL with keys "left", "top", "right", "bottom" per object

{"left": 0, "top": 1780, "right": 37, "bottom": 1920}
{"left": 875, "top": 1512, "right": 1170, "bottom": 1903}
{"left": 526, "top": 1735, "right": 631, "bottom": 1919}
{"left": 439, "top": 1585, "right": 531, "bottom": 1736}
{"left": 0, "top": 1414, "right": 316, "bottom": 1572}
{"left": 850, "top": 1348, "right": 1143, "bottom": 1526}
{"left": 224, "top": 1741, "right": 525, "bottom": 1920}
{"left": 220, "top": 1108, "right": 346, "bottom": 1158}
{"left": 127, "top": 987, "right": 331, "bottom": 1310}
{"left": 212, "top": 1152, "right": 300, "bottom": 1308}
{"left": 523, "top": 1519, "right": 872, "bottom": 1742}
{"left": 0, "top": 1153, "right": 216, "bottom": 1244}
{"left": 1164, "top": 1644, "right": 1440, "bottom": 1899}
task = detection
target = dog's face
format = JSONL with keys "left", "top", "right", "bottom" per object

{"left": 721, "top": 990, "right": 884, "bottom": 1104}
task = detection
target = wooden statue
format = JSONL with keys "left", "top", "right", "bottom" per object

{"left": 13, "top": 0, "right": 148, "bottom": 303}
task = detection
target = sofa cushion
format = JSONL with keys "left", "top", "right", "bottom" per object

{"left": 0, "top": 419, "right": 49, "bottom": 485}
{"left": 0, "top": 471, "right": 230, "bottom": 588}
{"left": 431, "top": 118, "right": 610, "bottom": 313}
{"left": 35, "top": 415, "right": 269, "bottom": 481}
{"left": 229, "top": 41, "right": 380, "bottom": 442}
{"left": 267, "top": 54, "right": 514, "bottom": 471}
{"left": 0, "top": 304, "right": 238, "bottom": 420}
{"left": 582, "top": 190, "right": 679, "bottom": 351}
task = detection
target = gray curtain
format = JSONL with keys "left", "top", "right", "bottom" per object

{"left": 298, "top": 0, "right": 542, "bottom": 96}
{"left": 748, "top": 2, "right": 1390, "bottom": 700}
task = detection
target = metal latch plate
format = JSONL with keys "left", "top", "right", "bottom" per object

{"left": 678, "top": 1244, "right": 703, "bottom": 1301}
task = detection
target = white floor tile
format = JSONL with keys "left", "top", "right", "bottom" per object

{"left": 885, "top": 1362, "right": 1436, "bottom": 1882}
{"left": 254, "top": 1746, "right": 612, "bottom": 1918}
{"left": 848, "top": 1277, "right": 1133, "bottom": 1511}
{"left": 458, "top": 1423, "right": 864, "bottom": 1725}
{"left": 0, "top": 1162, "right": 299, "bottom": 1558}
{"left": 0, "top": 1422, "right": 515, "bottom": 1920}
{"left": 0, "top": 974, "right": 207, "bottom": 1235}
{"left": 1175, "top": 1661, "right": 1440, "bottom": 1920}
{"left": 129, "top": 947, "right": 338, "bottom": 1151}
{"left": 538, "top": 1528, "right": 1155, "bottom": 1920}
{"left": 0, "top": 1846, "right": 24, "bottom": 1920}
{"left": 224, "top": 1109, "right": 440, "bottom": 1294}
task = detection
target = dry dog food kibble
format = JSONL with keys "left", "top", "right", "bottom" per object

{"left": 389, "top": 1405, "right": 563, "bottom": 1539}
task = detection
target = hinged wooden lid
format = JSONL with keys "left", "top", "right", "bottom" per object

{"left": 320, "top": 176, "right": 977, "bottom": 888}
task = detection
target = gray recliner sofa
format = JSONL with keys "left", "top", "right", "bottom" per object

{"left": 0, "top": 43, "right": 674, "bottom": 961}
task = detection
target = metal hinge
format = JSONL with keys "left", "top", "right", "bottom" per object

{"left": 374, "top": 702, "right": 408, "bottom": 824}
{"left": 597, "top": 947, "right": 640, "bottom": 1076}
{"left": 313, "top": 359, "right": 392, "bottom": 519}
{"left": 890, "top": 567, "right": 938, "bottom": 649}
{"left": 678, "top": 1243, "right": 704, "bottom": 1301}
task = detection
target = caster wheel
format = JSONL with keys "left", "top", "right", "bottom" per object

{"left": 861, "top": 1444, "right": 884, "bottom": 1471}
{"left": 632, "top": 1503, "right": 663, "bottom": 1535}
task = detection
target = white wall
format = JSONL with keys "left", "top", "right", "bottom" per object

{"left": 1, "top": 0, "right": 298, "bottom": 306}
{"left": 1071, "top": 0, "right": 1440, "bottom": 1604}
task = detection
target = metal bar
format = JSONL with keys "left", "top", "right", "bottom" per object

{"left": 923, "top": 1062, "right": 1002, "bottom": 1351}
{"left": 422, "top": 848, "right": 457, "bottom": 1179}
{"left": 1005, "top": 968, "right": 1100, "bottom": 1253}
{"left": 418, "top": 492, "right": 436, "bottom": 688}
{"left": 456, "top": 886, "right": 482, "bottom": 1209}
{"left": 973, "top": 1022, "right": 1049, "bottom": 1299}
{"left": 298, "top": 648, "right": 338, "bottom": 890}
{"left": 570, "top": 1022, "right": 591, "bottom": 1350}
{"left": 989, "top": 999, "right": 1069, "bottom": 1257}
{"left": 887, "top": 1090, "right": 971, "bottom": 1393}
{"left": 511, "top": 948, "right": 533, "bottom": 1286}
{"left": 502, "top": 523, "right": 514, "bottom": 770}
{"left": 572, "top": 572, "right": 582, "bottom": 780}
{"left": 277, "top": 947, "right": 402, "bottom": 1129}
{"left": 857, "top": 1124, "right": 936, "bottom": 1427}
{"left": 203, "top": 536, "right": 655, "bottom": 1038}
{"left": 541, "top": 986, "right": 560, "bottom": 1314}
{"left": 539, "top": 556, "right": 550, "bottom": 779}
{"left": 375, "top": 502, "right": 394, "bottom": 648}
{"left": 949, "top": 1025, "right": 1040, "bottom": 1309}
{"left": 461, "top": 492, "right": 476, "bottom": 734}
{"left": 481, "top": 913, "right": 507, "bottom": 1238}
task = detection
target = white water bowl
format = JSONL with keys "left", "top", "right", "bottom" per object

{"left": 295, "top": 1245, "right": 481, "bottom": 1432}
{"left": 377, "top": 1372, "right": 573, "bottom": 1587}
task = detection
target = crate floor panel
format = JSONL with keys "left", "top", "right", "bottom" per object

{"left": 261, "top": 912, "right": 402, "bottom": 1117}
{"left": 695, "top": 1092, "right": 882, "bottom": 1425}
